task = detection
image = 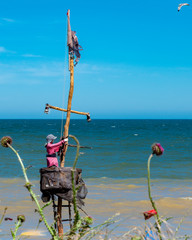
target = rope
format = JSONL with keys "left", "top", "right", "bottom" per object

{"left": 60, "top": 16, "right": 69, "bottom": 138}
{"left": 77, "top": 205, "right": 89, "bottom": 216}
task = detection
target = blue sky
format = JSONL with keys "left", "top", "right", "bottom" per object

{"left": 0, "top": 0, "right": 192, "bottom": 119}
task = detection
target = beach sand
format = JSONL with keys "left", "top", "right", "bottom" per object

{"left": 1, "top": 178, "right": 192, "bottom": 239}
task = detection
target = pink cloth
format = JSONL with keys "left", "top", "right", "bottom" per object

{"left": 46, "top": 140, "right": 65, "bottom": 167}
{"left": 46, "top": 157, "right": 59, "bottom": 168}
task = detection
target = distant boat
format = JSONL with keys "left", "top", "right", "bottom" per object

{"left": 178, "top": 3, "right": 190, "bottom": 12}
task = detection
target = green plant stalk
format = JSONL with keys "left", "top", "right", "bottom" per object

{"left": 147, "top": 153, "right": 162, "bottom": 239}
{"left": 7, "top": 143, "right": 59, "bottom": 240}
{"left": 71, "top": 170, "right": 80, "bottom": 225}
{"left": 69, "top": 135, "right": 80, "bottom": 170}
{"left": 12, "top": 219, "right": 22, "bottom": 240}
{"left": 69, "top": 135, "right": 81, "bottom": 226}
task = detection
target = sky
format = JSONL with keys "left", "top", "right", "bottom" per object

{"left": 0, "top": 0, "right": 192, "bottom": 119}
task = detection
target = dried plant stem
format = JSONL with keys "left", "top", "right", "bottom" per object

{"left": 84, "top": 213, "right": 119, "bottom": 240}
{"left": 0, "top": 207, "right": 7, "bottom": 225}
{"left": 7, "top": 143, "right": 59, "bottom": 240}
{"left": 147, "top": 153, "right": 162, "bottom": 239}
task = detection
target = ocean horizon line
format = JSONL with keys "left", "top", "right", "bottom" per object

{"left": 1, "top": 118, "right": 192, "bottom": 120}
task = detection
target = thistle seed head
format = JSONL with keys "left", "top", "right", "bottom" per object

{"left": 152, "top": 143, "right": 164, "bottom": 156}
{"left": 17, "top": 215, "right": 25, "bottom": 223}
{"left": 1, "top": 136, "right": 12, "bottom": 148}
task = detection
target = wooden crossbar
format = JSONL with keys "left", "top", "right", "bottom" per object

{"left": 45, "top": 104, "right": 91, "bottom": 121}
{"left": 45, "top": 104, "right": 89, "bottom": 116}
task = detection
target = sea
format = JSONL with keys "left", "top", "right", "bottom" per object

{"left": 1, "top": 119, "right": 192, "bottom": 239}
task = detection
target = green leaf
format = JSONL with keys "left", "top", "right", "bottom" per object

{"left": 41, "top": 200, "right": 52, "bottom": 210}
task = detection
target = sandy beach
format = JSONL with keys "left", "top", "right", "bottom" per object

{"left": 1, "top": 178, "right": 192, "bottom": 239}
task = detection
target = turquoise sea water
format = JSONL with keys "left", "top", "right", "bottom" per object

{"left": 0, "top": 119, "right": 192, "bottom": 180}
{"left": 1, "top": 119, "right": 192, "bottom": 239}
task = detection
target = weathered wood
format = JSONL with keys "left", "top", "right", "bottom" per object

{"left": 57, "top": 197, "right": 63, "bottom": 236}
{"left": 62, "top": 56, "right": 74, "bottom": 167}
{"left": 57, "top": 54, "right": 74, "bottom": 237}
{"left": 47, "top": 104, "right": 89, "bottom": 116}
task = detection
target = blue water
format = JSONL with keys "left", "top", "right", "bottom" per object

{"left": 1, "top": 119, "right": 192, "bottom": 180}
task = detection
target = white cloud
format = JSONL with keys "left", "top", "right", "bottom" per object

{"left": 21, "top": 63, "right": 64, "bottom": 77}
{"left": 0, "top": 61, "right": 66, "bottom": 85}
{"left": 0, "top": 46, "right": 16, "bottom": 54}
{"left": 2, "top": 18, "right": 15, "bottom": 23}
{"left": 0, "top": 46, "right": 7, "bottom": 53}
{"left": 22, "top": 54, "right": 42, "bottom": 58}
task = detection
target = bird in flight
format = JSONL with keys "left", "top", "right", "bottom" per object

{"left": 178, "top": 3, "right": 190, "bottom": 12}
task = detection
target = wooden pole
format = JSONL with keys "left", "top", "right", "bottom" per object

{"left": 62, "top": 55, "right": 74, "bottom": 167}
{"left": 57, "top": 55, "right": 74, "bottom": 237}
